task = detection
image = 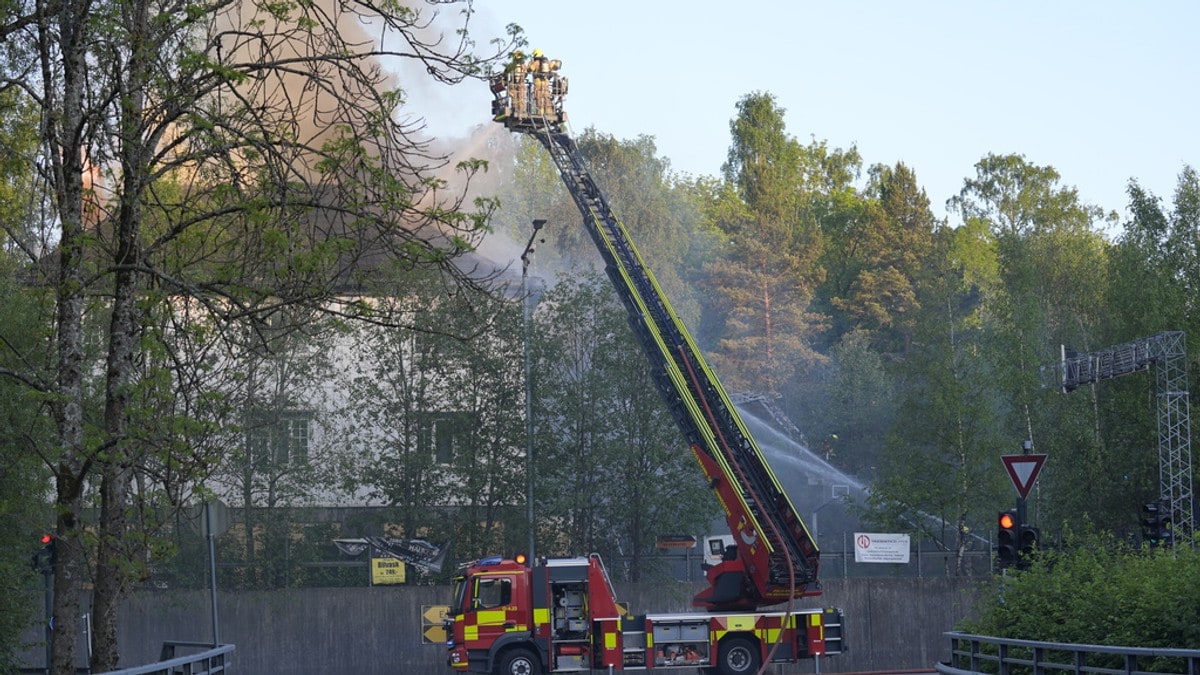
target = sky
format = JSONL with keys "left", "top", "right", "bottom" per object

{"left": 415, "top": 1, "right": 1199, "bottom": 227}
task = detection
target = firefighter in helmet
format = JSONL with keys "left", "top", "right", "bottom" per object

{"left": 526, "top": 48, "right": 559, "bottom": 117}
{"left": 504, "top": 50, "right": 528, "bottom": 117}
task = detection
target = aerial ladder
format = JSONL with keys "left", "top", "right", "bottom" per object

{"left": 491, "top": 64, "right": 819, "bottom": 611}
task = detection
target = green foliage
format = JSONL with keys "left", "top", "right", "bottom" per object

{"left": 795, "top": 330, "right": 895, "bottom": 479}
{"left": 0, "top": 89, "right": 40, "bottom": 253}
{"left": 0, "top": 281, "right": 52, "bottom": 672}
{"left": 966, "top": 529, "right": 1200, "bottom": 649}
{"left": 0, "top": 92, "right": 54, "bottom": 669}
{"left": 865, "top": 271, "right": 1009, "bottom": 561}
{"left": 8, "top": 0, "right": 521, "bottom": 663}
{"left": 575, "top": 130, "right": 714, "bottom": 329}
{"left": 532, "top": 273, "right": 716, "bottom": 580}
{"left": 429, "top": 282, "right": 527, "bottom": 560}
{"left": 496, "top": 131, "right": 715, "bottom": 330}
{"left": 338, "top": 266, "right": 527, "bottom": 564}
{"left": 707, "top": 92, "right": 853, "bottom": 393}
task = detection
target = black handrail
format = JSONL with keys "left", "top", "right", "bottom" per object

{"left": 938, "top": 631, "right": 1200, "bottom": 675}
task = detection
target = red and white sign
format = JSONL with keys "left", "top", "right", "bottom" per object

{"left": 1001, "top": 454, "right": 1047, "bottom": 499}
{"left": 853, "top": 533, "right": 910, "bottom": 563}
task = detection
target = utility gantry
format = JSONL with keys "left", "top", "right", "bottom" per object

{"left": 1050, "top": 331, "right": 1193, "bottom": 539}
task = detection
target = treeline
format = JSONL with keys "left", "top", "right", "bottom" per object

{"left": 489, "top": 91, "right": 1199, "bottom": 572}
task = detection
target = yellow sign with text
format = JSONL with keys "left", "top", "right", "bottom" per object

{"left": 423, "top": 605, "right": 449, "bottom": 624}
{"left": 371, "top": 557, "right": 407, "bottom": 585}
{"left": 422, "top": 604, "right": 450, "bottom": 644}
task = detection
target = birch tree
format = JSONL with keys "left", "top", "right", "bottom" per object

{"left": 0, "top": 0, "right": 518, "bottom": 668}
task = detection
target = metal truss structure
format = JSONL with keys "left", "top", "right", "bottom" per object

{"left": 1055, "top": 331, "right": 1193, "bottom": 538}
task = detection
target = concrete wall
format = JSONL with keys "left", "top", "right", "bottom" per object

{"left": 84, "top": 577, "right": 982, "bottom": 674}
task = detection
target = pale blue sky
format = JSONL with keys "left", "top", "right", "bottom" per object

{"left": 431, "top": 1, "right": 1199, "bottom": 227}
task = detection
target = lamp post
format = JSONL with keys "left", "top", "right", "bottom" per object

{"left": 522, "top": 219, "right": 547, "bottom": 564}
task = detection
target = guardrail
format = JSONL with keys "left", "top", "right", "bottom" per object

{"left": 937, "top": 631, "right": 1200, "bottom": 675}
{"left": 94, "top": 641, "right": 234, "bottom": 675}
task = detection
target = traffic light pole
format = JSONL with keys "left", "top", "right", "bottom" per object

{"left": 522, "top": 218, "right": 546, "bottom": 566}
{"left": 42, "top": 566, "right": 52, "bottom": 675}
{"left": 1016, "top": 440, "right": 1031, "bottom": 531}
{"left": 30, "top": 534, "right": 56, "bottom": 674}
{"left": 997, "top": 440, "right": 1041, "bottom": 571}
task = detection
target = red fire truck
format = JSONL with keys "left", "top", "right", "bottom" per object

{"left": 446, "top": 61, "right": 846, "bottom": 675}
{"left": 445, "top": 553, "right": 842, "bottom": 674}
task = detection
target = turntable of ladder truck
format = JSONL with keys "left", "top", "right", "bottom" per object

{"left": 446, "top": 53, "right": 846, "bottom": 675}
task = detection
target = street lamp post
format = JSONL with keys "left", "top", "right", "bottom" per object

{"left": 522, "top": 219, "right": 547, "bottom": 564}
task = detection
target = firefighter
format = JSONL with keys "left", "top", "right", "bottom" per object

{"left": 526, "top": 48, "right": 559, "bottom": 117}
{"left": 504, "top": 50, "right": 527, "bottom": 117}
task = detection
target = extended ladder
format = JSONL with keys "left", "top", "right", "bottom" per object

{"left": 497, "top": 105, "right": 819, "bottom": 607}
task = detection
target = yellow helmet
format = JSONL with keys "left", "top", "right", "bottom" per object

{"left": 532, "top": 48, "right": 543, "bottom": 58}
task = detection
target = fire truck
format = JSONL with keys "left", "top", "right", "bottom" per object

{"left": 443, "top": 61, "right": 845, "bottom": 675}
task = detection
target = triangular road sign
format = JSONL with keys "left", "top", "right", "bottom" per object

{"left": 1002, "top": 454, "right": 1047, "bottom": 499}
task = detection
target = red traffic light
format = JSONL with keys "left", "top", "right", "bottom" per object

{"left": 32, "top": 533, "right": 57, "bottom": 573}
{"left": 996, "top": 510, "right": 1020, "bottom": 570}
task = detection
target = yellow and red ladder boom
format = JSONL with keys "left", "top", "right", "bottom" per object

{"left": 494, "top": 96, "right": 820, "bottom": 609}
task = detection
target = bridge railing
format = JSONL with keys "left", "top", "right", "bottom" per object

{"left": 937, "top": 631, "right": 1200, "bottom": 675}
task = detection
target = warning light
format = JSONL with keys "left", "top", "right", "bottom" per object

{"left": 31, "top": 533, "right": 57, "bottom": 573}
{"left": 1020, "top": 524, "right": 1040, "bottom": 557}
{"left": 996, "top": 510, "right": 1018, "bottom": 570}
{"left": 1141, "top": 501, "right": 1172, "bottom": 547}
{"left": 514, "top": 553, "right": 527, "bottom": 565}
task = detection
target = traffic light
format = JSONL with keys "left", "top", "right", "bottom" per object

{"left": 1141, "top": 501, "right": 1172, "bottom": 547}
{"left": 996, "top": 510, "right": 1018, "bottom": 570}
{"left": 30, "top": 533, "right": 56, "bottom": 574}
{"left": 1018, "top": 524, "right": 1040, "bottom": 568}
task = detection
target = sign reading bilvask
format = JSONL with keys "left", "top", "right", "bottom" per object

{"left": 371, "top": 557, "right": 406, "bottom": 585}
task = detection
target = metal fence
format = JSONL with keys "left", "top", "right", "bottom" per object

{"left": 937, "top": 631, "right": 1200, "bottom": 675}
{"left": 642, "top": 536, "right": 997, "bottom": 583}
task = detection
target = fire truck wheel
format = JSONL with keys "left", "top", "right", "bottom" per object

{"left": 496, "top": 647, "right": 539, "bottom": 675}
{"left": 716, "top": 636, "right": 761, "bottom": 675}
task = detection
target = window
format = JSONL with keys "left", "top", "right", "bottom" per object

{"left": 247, "top": 411, "right": 312, "bottom": 467}
{"left": 417, "top": 411, "right": 474, "bottom": 464}
{"left": 285, "top": 417, "right": 309, "bottom": 463}
{"left": 473, "top": 577, "right": 512, "bottom": 609}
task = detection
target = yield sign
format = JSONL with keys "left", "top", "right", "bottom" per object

{"left": 1001, "top": 454, "right": 1047, "bottom": 499}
